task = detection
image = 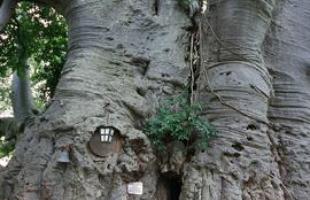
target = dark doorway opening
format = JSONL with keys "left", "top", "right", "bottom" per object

{"left": 168, "top": 176, "right": 181, "bottom": 200}
{"left": 157, "top": 173, "right": 182, "bottom": 200}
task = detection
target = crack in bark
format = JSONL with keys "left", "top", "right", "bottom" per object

{"left": 153, "top": 0, "right": 160, "bottom": 16}
{"left": 266, "top": 125, "right": 294, "bottom": 200}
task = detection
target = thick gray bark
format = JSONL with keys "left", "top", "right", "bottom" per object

{"left": 1, "top": 0, "right": 310, "bottom": 200}
{"left": 1, "top": 0, "right": 190, "bottom": 199}
{"left": 11, "top": 67, "right": 35, "bottom": 124}
{"left": 186, "top": 0, "right": 285, "bottom": 199}
{"left": 181, "top": 0, "right": 310, "bottom": 199}
{"left": 0, "top": 0, "right": 17, "bottom": 31}
{"left": 265, "top": 0, "right": 310, "bottom": 198}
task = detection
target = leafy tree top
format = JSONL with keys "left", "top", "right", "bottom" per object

{"left": 0, "top": 2, "right": 67, "bottom": 104}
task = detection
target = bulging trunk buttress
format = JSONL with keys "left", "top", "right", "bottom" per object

{"left": 1, "top": 0, "right": 310, "bottom": 200}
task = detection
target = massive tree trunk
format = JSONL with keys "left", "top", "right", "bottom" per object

{"left": 1, "top": 0, "right": 310, "bottom": 200}
{"left": 265, "top": 0, "right": 310, "bottom": 198}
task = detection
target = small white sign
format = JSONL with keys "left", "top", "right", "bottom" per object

{"left": 127, "top": 182, "right": 143, "bottom": 195}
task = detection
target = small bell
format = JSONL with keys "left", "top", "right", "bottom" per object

{"left": 57, "top": 149, "right": 70, "bottom": 163}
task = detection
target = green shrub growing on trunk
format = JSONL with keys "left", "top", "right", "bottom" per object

{"left": 145, "top": 93, "right": 216, "bottom": 151}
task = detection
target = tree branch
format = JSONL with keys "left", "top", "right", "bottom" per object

{"left": 0, "top": 0, "right": 17, "bottom": 31}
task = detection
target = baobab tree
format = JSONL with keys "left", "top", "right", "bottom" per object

{"left": 0, "top": 0, "right": 310, "bottom": 199}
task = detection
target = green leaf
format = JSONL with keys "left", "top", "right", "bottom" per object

{"left": 144, "top": 92, "right": 216, "bottom": 151}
